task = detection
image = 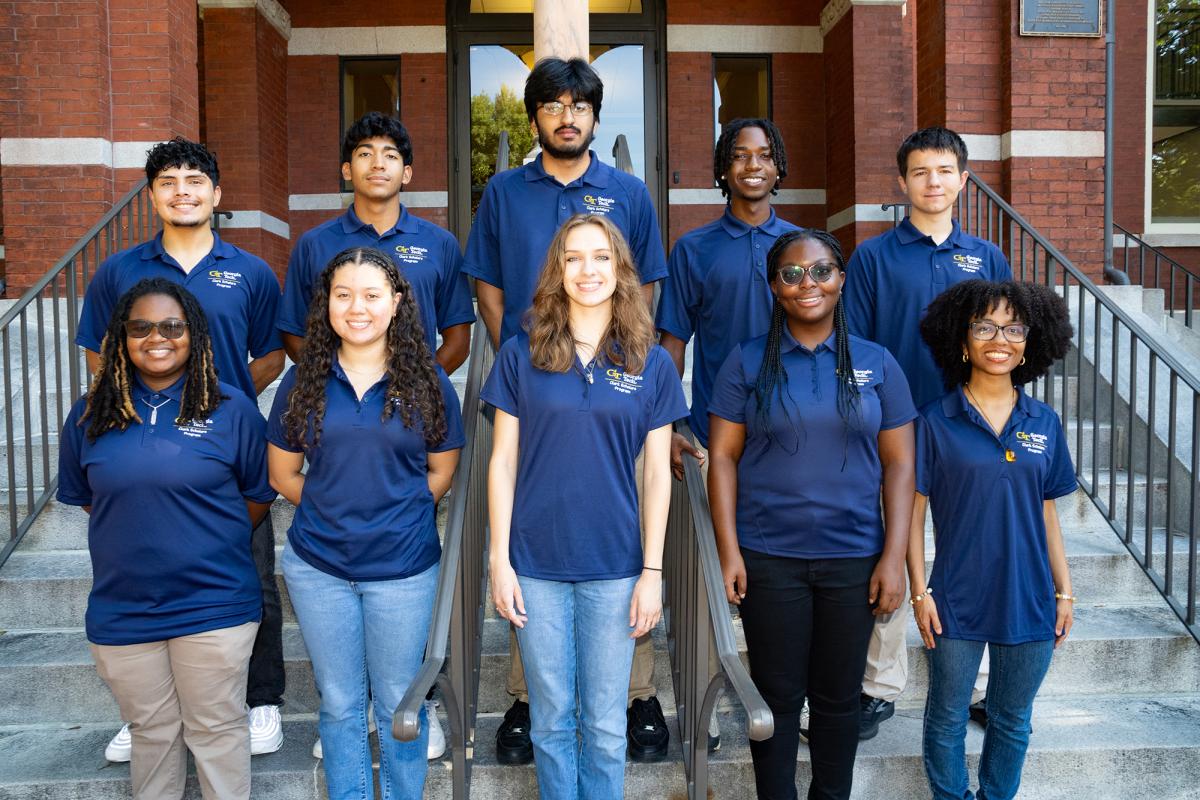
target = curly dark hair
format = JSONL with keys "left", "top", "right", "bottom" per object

{"left": 919, "top": 280, "right": 1074, "bottom": 389}
{"left": 341, "top": 111, "right": 414, "bottom": 168}
{"left": 715, "top": 118, "right": 789, "bottom": 199}
{"left": 755, "top": 229, "right": 861, "bottom": 459}
{"left": 281, "top": 247, "right": 447, "bottom": 449}
{"left": 79, "top": 278, "right": 223, "bottom": 441}
{"left": 145, "top": 137, "right": 219, "bottom": 186}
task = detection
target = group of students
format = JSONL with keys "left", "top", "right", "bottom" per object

{"left": 56, "top": 54, "right": 1077, "bottom": 800}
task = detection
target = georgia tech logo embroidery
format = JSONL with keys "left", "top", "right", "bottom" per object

{"left": 1014, "top": 430, "right": 1048, "bottom": 455}
{"left": 178, "top": 418, "right": 214, "bottom": 439}
{"left": 605, "top": 367, "right": 643, "bottom": 395}
{"left": 852, "top": 368, "right": 874, "bottom": 387}
{"left": 582, "top": 194, "right": 616, "bottom": 215}
{"left": 952, "top": 254, "right": 984, "bottom": 274}
{"left": 394, "top": 244, "right": 429, "bottom": 265}
{"left": 208, "top": 270, "right": 243, "bottom": 289}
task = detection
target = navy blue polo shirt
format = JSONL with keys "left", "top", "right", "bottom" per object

{"left": 57, "top": 375, "right": 275, "bottom": 646}
{"left": 278, "top": 205, "right": 475, "bottom": 354}
{"left": 76, "top": 232, "right": 282, "bottom": 400}
{"left": 267, "top": 359, "right": 465, "bottom": 582}
{"left": 708, "top": 331, "right": 917, "bottom": 558}
{"left": 463, "top": 152, "right": 668, "bottom": 344}
{"left": 655, "top": 207, "right": 800, "bottom": 447}
{"left": 842, "top": 219, "right": 1011, "bottom": 408}
{"left": 480, "top": 334, "right": 687, "bottom": 581}
{"left": 916, "top": 387, "right": 1076, "bottom": 644}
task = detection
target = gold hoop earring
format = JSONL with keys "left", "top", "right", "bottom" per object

{"left": 1020, "top": 357, "right": 1026, "bottom": 365}
{"left": 962, "top": 353, "right": 969, "bottom": 363}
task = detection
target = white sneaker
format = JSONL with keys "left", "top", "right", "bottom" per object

{"left": 426, "top": 699, "right": 446, "bottom": 760}
{"left": 799, "top": 700, "right": 811, "bottom": 744}
{"left": 311, "top": 736, "right": 323, "bottom": 759}
{"left": 104, "top": 723, "right": 132, "bottom": 762}
{"left": 313, "top": 705, "right": 377, "bottom": 759}
{"left": 249, "top": 705, "right": 283, "bottom": 755}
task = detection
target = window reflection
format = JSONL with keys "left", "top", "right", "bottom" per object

{"left": 1151, "top": 1, "right": 1200, "bottom": 223}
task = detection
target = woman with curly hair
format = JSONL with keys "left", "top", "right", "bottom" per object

{"left": 266, "top": 246, "right": 463, "bottom": 800}
{"left": 911, "top": 280, "right": 1076, "bottom": 800}
{"left": 483, "top": 213, "right": 686, "bottom": 798}
{"left": 707, "top": 228, "right": 917, "bottom": 799}
{"left": 57, "top": 278, "right": 275, "bottom": 800}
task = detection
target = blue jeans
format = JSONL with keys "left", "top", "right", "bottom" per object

{"left": 282, "top": 543, "right": 436, "bottom": 800}
{"left": 923, "top": 637, "right": 1055, "bottom": 800}
{"left": 514, "top": 574, "right": 638, "bottom": 800}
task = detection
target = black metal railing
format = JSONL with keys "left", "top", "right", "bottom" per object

{"left": 1114, "top": 224, "right": 1198, "bottom": 329}
{"left": 0, "top": 179, "right": 155, "bottom": 568}
{"left": 664, "top": 421, "right": 773, "bottom": 800}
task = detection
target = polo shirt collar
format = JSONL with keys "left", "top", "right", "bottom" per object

{"left": 131, "top": 371, "right": 187, "bottom": 403}
{"left": 718, "top": 206, "right": 790, "bottom": 239}
{"left": 895, "top": 217, "right": 964, "bottom": 247}
{"left": 780, "top": 326, "right": 837, "bottom": 355}
{"left": 523, "top": 150, "right": 609, "bottom": 188}
{"left": 340, "top": 204, "right": 418, "bottom": 236}
{"left": 942, "top": 384, "right": 1041, "bottom": 419}
{"left": 329, "top": 352, "right": 390, "bottom": 393}
{"left": 141, "top": 231, "right": 234, "bottom": 263}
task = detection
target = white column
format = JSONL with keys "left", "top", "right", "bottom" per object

{"left": 533, "top": 0, "right": 589, "bottom": 62}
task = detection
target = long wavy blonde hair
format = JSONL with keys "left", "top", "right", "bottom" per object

{"left": 526, "top": 213, "right": 654, "bottom": 374}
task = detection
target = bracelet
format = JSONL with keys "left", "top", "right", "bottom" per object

{"left": 643, "top": 566, "right": 662, "bottom": 572}
{"left": 910, "top": 587, "right": 933, "bottom": 606}
{"left": 1055, "top": 592, "right": 1076, "bottom": 602}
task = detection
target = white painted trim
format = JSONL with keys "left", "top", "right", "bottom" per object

{"left": 1138, "top": 226, "right": 1200, "bottom": 244}
{"left": 288, "top": 26, "right": 446, "bottom": 56}
{"left": 826, "top": 203, "right": 897, "bottom": 231}
{"left": 112, "top": 141, "right": 162, "bottom": 170}
{"left": 288, "top": 191, "right": 449, "bottom": 211}
{"left": 665, "top": 25, "right": 822, "bottom": 53}
{"left": 820, "top": 0, "right": 907, "bottom": 37}
{"left": 222, "top": 210, "right": 290, "bottom": 239}
{"left": 1, "top": 137, "right": 113, "bottom": 166}
{"left": 1000, "top": 130, "right": 1104, "bottom": 159}
{"left": 198, "top": 0, "right": 291, "bottom": 40}
{"left": 668, "top": 188, "right": 825, "bottom": 205}
{"left": 959, "top": 133, "right": 1001, "bottom": 162}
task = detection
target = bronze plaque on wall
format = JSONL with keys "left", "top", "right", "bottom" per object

{"left": 1020, "top": 0, "right": 1103, "bottom": 36}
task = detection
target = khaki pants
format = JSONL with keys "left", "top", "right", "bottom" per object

{"left": 91, "top": 621, "right": 259, "bottom": 800}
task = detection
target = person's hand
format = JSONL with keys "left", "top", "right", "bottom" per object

{"left": 670, "top": 432, "right": 705, "bottom": 481}
{"left": 629, "top": 571, "right": 663, "bottom": 638}
{"left": 720, "top": 547, "right": 747, "bottom": 605}
{"left": 913, "top": 595, "right": 942, "bottom": 649}
{"left": 490, "top": 560, "right": 527, "bottom": 628}
{"left": 1054, "top": 597, "right": 1074, "bottom": 648}
{"left": 868, "top": 557, "right": 905, "bottom": 615}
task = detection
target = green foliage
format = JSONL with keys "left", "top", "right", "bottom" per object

{"left": 470, "top": 85, "right": 536, "bottom": 188}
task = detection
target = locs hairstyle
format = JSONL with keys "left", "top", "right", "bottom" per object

{"left": 895, "top": 126, "right": 968, "bottom": 176}
{"left": 341, "top": 111, "right": 415, "bottom": 169}
{"left": 714, "top": 118, "right": 789, "bottom": 199}
{"left": 755, "top": 229, "right": 862, "bottom": 458}
{"left": 281, "top": 247, "right": 446, "bottom": 449}
{"left": 919, "top": 280, "right": 1073, "bottom": 389}
{"left": 523, "top": 57, "right": 604, "bottom": 122}
{"left": 79, "top": 278, "right": 223, "bottom": 441}
{"left": 144, "top": 137, "right": 220, "bottom": 186}
{"left": 526, "top": 214, "right": 654, "bottom": 375}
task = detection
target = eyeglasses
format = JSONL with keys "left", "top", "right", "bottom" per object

{"left": 778, "top": 262, "right": 838, "bottom": 286}
{"left": 538, "top": 100, "right": 593, "bottom": 117}
{"left": 124, "top": 318, "right": 189, "bottom": 339}
{"left": 968, "top": 321, "right": 1029, "bottom": 343}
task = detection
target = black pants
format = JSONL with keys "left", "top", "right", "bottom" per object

{"left": 246, "top": 514, "right": 285, "bottom": 707}
{"left": 738, "top": 548, "right": 878, "bottom": 800}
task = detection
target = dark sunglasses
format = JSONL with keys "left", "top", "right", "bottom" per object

{"left": 124, "top": 318, "right": 189, "bottom": 339}
{"left": 778, "top": 262, "right": 838, "bottom": 286}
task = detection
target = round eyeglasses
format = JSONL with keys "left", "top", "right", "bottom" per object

{"left": 968, "top": 321, "right": 1029, "bottom": 343}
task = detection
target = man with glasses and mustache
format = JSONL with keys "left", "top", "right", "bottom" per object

{"left": 77, "top": 138, "right": 287, "bottom": 761}
{"left": 463, "top": 56, "right": 670, "bottom": 765}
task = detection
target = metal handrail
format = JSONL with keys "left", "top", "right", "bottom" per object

{"left": 392, "top": 320, "right": 493, "bottom": 800}
{"left": 1114, "top": 223, "right": 1198, "bottom": 329}
{"left": 664, "top": 421, "right": 773, "bottom": 800}
{"left": 0, "top": 179, "right": 155, "bottom": 568}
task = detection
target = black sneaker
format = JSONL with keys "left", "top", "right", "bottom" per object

{"left": 627, "top": 696, "right": 669, "bottom": 761}
{"left": 496, "top": 699, "right": 534, "bottom": 765}
{"left": 968, "top": 697, "right": 988, "bottom": 728}
{"left": 859, "top": 694, "right": 894, "bottom": 740}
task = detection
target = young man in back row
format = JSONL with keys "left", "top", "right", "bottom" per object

{"left": 842, "top": 126, "right": 1010, "bottom": 739}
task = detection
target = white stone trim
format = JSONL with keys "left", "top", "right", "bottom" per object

{"left": 826, "top": 203, "right": 898, "bottom": 231}
{"left": 666, "top": 25, "right": 822, "bottom": 53}
{"left": 288, "top": 191, "right": 449, "bottom": 210}
{"left": 288, "top": 26, "right": 446, "bottom": 56}
{"left": 1131, "top": 228, "right": 1200, "bottom": 247}
{"left": 959, "top": 133, "right": 1001, "bottom": 162}
{"left": 198, "top": 0, "right": 291, "bottom": 40}
{"left": 112, "top": 141, "right": 162, "bottom": 170}
{"left": 668, "top": 188, "right": 825, "bottom": 205}
{"left": 222, "top": 210, "right": 290, "bottom": 239}
{"left": 820, "top": 0, "right": 907, "bottom": 37}
{"left": 1001, "top": 130, "right": 1104, "bottom": 159}
{"left": 0, "top": 137, "right": 163, "bottom": 168}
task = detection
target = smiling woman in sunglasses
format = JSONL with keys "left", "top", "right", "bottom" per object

{"left": 910, "top": 280, "right": 1075, "bottom": 800}
{"left": 706, "top": 228, "right": 917, "bottom": 800}
{"left": 57, "top": 278, "right": 275, "bottom": 800}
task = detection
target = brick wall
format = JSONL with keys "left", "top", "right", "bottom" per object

{"left": 1113, "top": 0, "right": 1148, "bottom": 231}
{"left": 284, "top": 0, "right": 444, "bottom": 28}
{"left": 666, "top": 0, "right": 814, "bottom": 25}
{"left": 287, "top": 55, "right": 341, "bottom": 196}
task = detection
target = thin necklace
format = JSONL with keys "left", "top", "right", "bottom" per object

{"left": 140, "top": 396, "right": 172, "bottom": 425}
{"left": 965, "top": 383, "right": 1017, "bottom": 462}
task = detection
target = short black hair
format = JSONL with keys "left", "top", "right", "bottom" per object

{"left": 144, "top": 138, "right": 219, "bottom": 186}
{"left": 714, "top": 118, "right": 789, "bottom": 198}
{"left": 919, "top": 280, "right": 1074, "bottom": 389}
{"left": 896, "top": 126, "right": 968, "bottom": 176}
{"left": 524, "top": 57, "right": 604, "bottom": 122}
{"left": 341, "top": 112, "right": 414, "bottom": 168}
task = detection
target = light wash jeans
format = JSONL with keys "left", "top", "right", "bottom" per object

{"left": 923, "top": 636, "right": 1055, "bottom": 800}
{"left": 514, "top": 574, "right": 639, "bottom": 800}
{"left": 282, "top": 543, "right": 436, "bottom": 800}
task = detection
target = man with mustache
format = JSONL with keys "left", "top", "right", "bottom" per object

{"left": 463, "top": 55, "right": 670, "bottom": 765}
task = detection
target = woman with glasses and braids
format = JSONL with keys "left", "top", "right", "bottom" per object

{"left": 266, "top": 246, "right": 462, "bottom": 800}
{"left": 57, "top": 278, "right": 275, "bottom": 800}
{"left": 911, "top": 280, "right": 1075, "bottom": 800}
{"left": 707, "top": 228, "right": 917, "bottom": 800}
